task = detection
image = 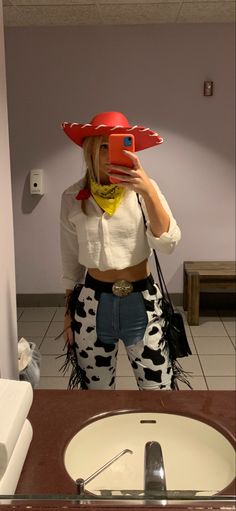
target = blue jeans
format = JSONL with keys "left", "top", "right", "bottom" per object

{"left": 96, "top": 292, "right": 148, "bottom": 347}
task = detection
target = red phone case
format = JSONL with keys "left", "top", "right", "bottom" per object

{"left": 108, "top": 134, "right": 135, "bottom": 183}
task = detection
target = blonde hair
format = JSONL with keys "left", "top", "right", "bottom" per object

{"left": 82, "top": 136, "right": 104, "bottom": 184}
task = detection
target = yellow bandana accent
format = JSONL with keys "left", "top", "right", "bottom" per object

{"left": 90, "top": 180, "right": 125, "bottom": 216}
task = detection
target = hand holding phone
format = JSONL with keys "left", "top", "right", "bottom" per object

{"left": 108, "top": 134, "right": 135, "bottom": 183}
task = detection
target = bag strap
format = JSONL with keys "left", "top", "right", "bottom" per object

{"left": 136, "top": 193, "right": 174, "bottom": 313}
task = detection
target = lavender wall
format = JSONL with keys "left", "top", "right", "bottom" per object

{"left": 4, "top": 23, "right": 235, "bottom": 294}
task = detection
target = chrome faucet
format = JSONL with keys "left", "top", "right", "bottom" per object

{"left": 144, "top": 441, "right": 167, "bottom": 497}
{"left": 76, "top": 448, "right": 133, "bottom": 495}
{"left": 76, "top": 442, "right": 167, "bottom": 497}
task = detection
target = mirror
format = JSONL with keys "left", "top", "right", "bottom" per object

{"left": 2, "top": 2, "right": 235, "bottom": 391}
{"left": 0, "top": 2, "right": 235, "bottom": 507}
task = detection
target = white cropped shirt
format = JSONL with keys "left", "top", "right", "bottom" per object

{"left": 60, "top": 178, "right": 181, "bottom": 290}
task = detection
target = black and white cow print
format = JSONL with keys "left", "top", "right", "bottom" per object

{"left": 72, "top": 281, "right": 174, "bottom": 390}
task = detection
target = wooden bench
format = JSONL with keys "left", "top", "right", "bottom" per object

{"left": 183, "top": 261, "right": 236, "bottom": 325}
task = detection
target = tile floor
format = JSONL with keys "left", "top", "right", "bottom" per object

{"left": 17, "top": 306, "right": 236, "bottom": 391}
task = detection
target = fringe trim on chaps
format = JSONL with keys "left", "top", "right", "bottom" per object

{"left": 172, "top": 360, "right": 193, "bottom": 390}
{"left": 56, "top": 284, "right": 87, "bottom": 389}
{"left": 58, "top": 341, "right": 86, "bottom": 389}
{"left": 56, "top": 324, "right": 88, "bottom": 389}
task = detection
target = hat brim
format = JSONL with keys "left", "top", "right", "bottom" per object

{"left": 62, "top": 122, "right": 163, "bottom": 151}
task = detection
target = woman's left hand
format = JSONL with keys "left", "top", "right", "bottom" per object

{"left": 106, "top": 150, "right": 153, "bottom": 197}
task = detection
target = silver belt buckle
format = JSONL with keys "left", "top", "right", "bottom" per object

{"left": 112, "top": 280, "right": 133, "bottom": 297}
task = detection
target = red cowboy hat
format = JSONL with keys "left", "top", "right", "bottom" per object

{"left": 61, "top": 111, "right": 163, "bottom": 151}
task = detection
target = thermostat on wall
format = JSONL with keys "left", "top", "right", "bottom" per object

{"left": 30, "top": 169, "right": 45, "bottom": 195}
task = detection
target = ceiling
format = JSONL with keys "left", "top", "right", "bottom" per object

{"left": 3, "top": 0, "right": 236, "bottom": 27}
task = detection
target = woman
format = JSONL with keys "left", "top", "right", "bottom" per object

{"left": 60, "top": 111, "right": 181, "bottom": 390}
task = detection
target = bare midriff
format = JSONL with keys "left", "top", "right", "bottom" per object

{"left": 88, "top": 259, "right": 150, "bottom": 283}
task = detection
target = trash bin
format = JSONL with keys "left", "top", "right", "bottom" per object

{"left": 18, "top": 337, "right": 41, "bottom": 388}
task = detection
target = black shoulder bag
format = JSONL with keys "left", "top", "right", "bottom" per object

{"left": 153, "top": 249, "right": 192, "bottom": 360}
{"left": 137, "top": 194, "right": 192, "bottom": 361}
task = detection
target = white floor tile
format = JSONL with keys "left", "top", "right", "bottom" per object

{"left": 199, "top": 355, "right": 236, "bottom": 376}
{"left": 190, "top": 318, "right": 228, "bottom": 337}
{"left": 206, "top": 376, "right": 236, "bottom": 391}
{"left": 18, "top": 307, "right": 56, "bottom": 322}
{"left": 46, "top": 321, "right": 65, "bottom": 338}
{"left": 17, "top": 321, "right": 49, "bottom": 338}
{"left": 115, "top": 377, "right": 138, "bottom": 390}
{"left": 53, "top": 307, "right": 67, "bottom": 321}
{"left": 176, "top": 355, "right": 203, "bottom": 376}
{"left": 222, "top": 319, "right": 236, "bottom": 337}
{"left": 117, "top": 355, "right": 134, "bottom": 377}
{"left": 39, "top": 336, "right": 66, "bottom": 355}
{"left": 40, "top": 354, "right": 67, "bottom": 377}
{"left": 118, "top": 341, "right": 127, "bottom": 355}
{"left": 17, "top": 308, "right": 24, "bottom": 320}
{"left": 184, "top": 323, "right": 193, "bottom": 337}
{"left": 193, "top": 336, "right": 235, "bottom": 355}
{"left": 37, "top": 377, "right": 69, "bottom": 389}
{"left": 178, "top": 376, "right": 207, "bottom": 390}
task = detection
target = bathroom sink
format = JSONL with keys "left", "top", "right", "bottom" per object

{"left": 64, "top": 412, "right": 235, "bottom": 496}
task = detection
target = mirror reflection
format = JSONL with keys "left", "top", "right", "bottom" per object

{"left": 2, "top": 2, "right": 235, "bottom": 391}
{"left": 1, "top": 2, "right": 235, "bottom": 506}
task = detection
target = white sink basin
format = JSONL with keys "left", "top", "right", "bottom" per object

{"left": 64, "top": 412, "right": 235, "bottom": 496}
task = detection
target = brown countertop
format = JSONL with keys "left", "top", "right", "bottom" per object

{"left": 3, "top": 390, "right": 236, "bottom": 510}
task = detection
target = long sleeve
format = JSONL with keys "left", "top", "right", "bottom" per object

{"left": 140, "top": 180, "right": 181, "bottom": 254}
{"left": 60, "top": 190, "right": 86, "bottom": 290}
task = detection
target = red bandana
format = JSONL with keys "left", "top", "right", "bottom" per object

{"left": 75, "top": 188, "right": 91, "bottom": 200}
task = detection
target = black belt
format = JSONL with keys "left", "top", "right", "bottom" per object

{"left": 85, "top": 273, "right": 154, "bottom": 297}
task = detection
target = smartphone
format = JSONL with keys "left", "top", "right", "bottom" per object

{"left": 108, "top": 133, "right": 135, "bottom": 183}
